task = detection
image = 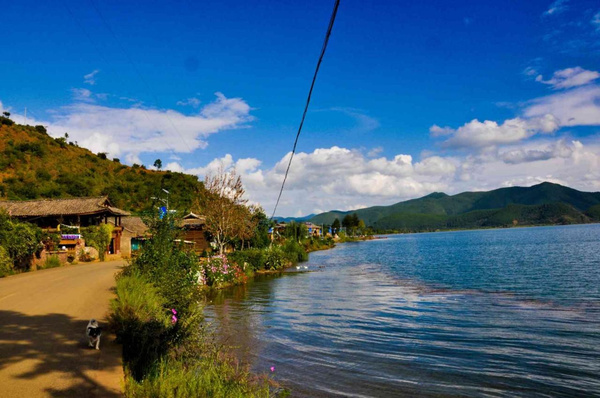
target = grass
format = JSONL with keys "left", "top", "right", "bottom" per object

{"left": 110, "top": 272, "right": 276, "bottom": 397}
{"left": 43, "top": 255, "right": 62, "bottom": 269}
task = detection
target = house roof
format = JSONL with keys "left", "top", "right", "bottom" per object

{"left": 109, "top": 216, "right": 149, "bottom": 236}
{"left": 181, "top": 212, "right": 206, "bottom": 227}
{"left": 0, "top": 196, "right": 130, "bottom": 218}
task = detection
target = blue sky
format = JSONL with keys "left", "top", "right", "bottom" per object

{"left": 1, "top": 0, "right": 600, "bottom": 216}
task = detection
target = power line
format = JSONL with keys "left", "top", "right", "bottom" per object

{"left": 270, "top": 0, "right": 341, "bottom": 220}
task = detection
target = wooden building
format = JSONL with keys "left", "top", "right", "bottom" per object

{"left": 109, "top": 216, "right": 149, "bottom": 257}
{"left": 180, "top": 212, "right": 210, "bottom": 253}
{"left": 0, "top": 196, "right": 130, "bottom": 255}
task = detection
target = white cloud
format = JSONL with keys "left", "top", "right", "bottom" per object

{"left": 429, "top": 124, "right": 454, "bottom": 137}
{"left": 499, "top": 139, "right": 574, "bottom": 164}
{"left": 71, "top": 88, "right": 93, "bottom": 102}
{"left": 535, "top": 67, "right": 600, "bottom": 89}
{"left": 592, "top": 11, "right": 600, "bottom": 30}
{"left": 6, "top": 93, "right": 252, "bottom": 160}
{"left": 441, "top": 115, "right": 559, "bottom": 149}
{"left": 84, "top": 70, "right": 100, "bottom": 85}
{"left": 524, "top": 85, "right": 600, "bottom": 126}
{"left": 174, "top": 137, "right": 600, "bottom": 216}
{"left": 523, "top": 66, "right": 538, "bottom": 76}
{"left": 543, "top": 0, "right": 568, "bottom": 16}
{"left": 367, "top": 146, "right": 383, "bottom": 157}
{"left": 177, "top": 97, "right": 201, "bottom": 107}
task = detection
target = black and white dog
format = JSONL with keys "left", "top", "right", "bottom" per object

{"left": 86, "top": 319, "right": 102, "bottom": 350}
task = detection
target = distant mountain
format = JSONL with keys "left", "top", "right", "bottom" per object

{"left": 308, "top": 183, "right": 600, "bottom": 231}
{"left": 274, "top": 214, "right": 316, "bottom": 223}
{"left": 0, "top": 120, "right": 205, "bottom": 212}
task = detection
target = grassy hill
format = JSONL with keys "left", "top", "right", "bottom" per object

{"left": 0, "top": 120, "right": 205, "bottom": 212}
{"left": 310, "top": 183, "right": 600, "bottom": 231}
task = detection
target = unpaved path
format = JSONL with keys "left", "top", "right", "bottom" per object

{"left": 0, "top": 260, "right": 125, "bottom": 397}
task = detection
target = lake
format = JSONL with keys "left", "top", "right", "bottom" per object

{"left": 204, "top": 224, "right": 600, "bottom": 397}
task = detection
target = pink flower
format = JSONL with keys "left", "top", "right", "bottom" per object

{"left": 270, "top": 366, "right": 275, "bottom": 372}
{"left": 171, "top": 309, "right": 177, "bottom": 315}
{"left": 171, "top": 315, "right": 178, "bottom": 324}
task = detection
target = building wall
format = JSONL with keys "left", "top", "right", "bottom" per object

{"left": 183, "top": 229, "right": 210, "bottom": 253}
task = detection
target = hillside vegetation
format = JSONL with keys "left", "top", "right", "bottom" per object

{"left": 0, "top": 121, "right": 205, "bottom": 212}
{"left": 310, "top": 183, "right": 600, "bottom": 232}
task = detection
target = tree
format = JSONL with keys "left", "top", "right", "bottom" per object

{"left": 332, "top": 218, "right": 340, "bottom": 234}
{"left": 83, "top": 224, "right": 113, "bottom": 261}
{"left": 154, "top": 159, "right": 162, "bottom": 170}
{"left": 342, "top": 214, "right": 352, "bottom": 229}
{"left": 201, "top": 167, "right": 250, "bottom": 254}
{"left": 2, "top": 111, "right": 10, "bottom": 117}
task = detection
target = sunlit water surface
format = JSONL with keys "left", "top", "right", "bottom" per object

{"left": 205, "top": 224, "right": 600, "bottom": 397}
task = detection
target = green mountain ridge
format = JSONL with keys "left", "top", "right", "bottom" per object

{"left": 309, "top": 183, "right": 600, "bottom": 231}
{"left": 0, "top": 121, "right": 206, "bottom": 212}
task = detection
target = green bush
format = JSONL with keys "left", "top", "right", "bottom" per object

{"left": 0, "top": 246, "right": 14, "bottom": 278}
{"left": 0, "top": 212, "right": 41, "bottom": 270}
{"left": 129, "top": 215, "right": 201, "bottom": 313}
{"left": 282, "top": 240, "right": 308, "bottom": 263}
{"left": 228, "top": 248, "right": 266, "bottom": 272}
{"left": 264, "top": 246, "right": 288, "bottom": 271}
{"left": 109, "top": 274, "right": 172, "bottom": 381}
{"left": 43, "top": 255, "right": 61, "bottom": 269}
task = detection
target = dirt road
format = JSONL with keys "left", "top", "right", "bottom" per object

{"left": 0, "top": 260, "right": 125, "bottom": 397}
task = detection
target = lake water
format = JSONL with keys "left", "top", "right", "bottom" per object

{"left": 204, "top": 225, "right": 600, "bottom": 397}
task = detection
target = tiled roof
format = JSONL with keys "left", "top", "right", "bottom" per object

{"left": 0, "top": 196, "right": 130, "bottom": 217}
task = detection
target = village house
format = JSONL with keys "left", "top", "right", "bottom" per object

{"left": 180, "top": 212, "right": 210, "bottom": 253}
{"left": 304, "top": 222, "right": 323, "bottom": 237}
{"left": 108, "top": 216, "right": 149, "bottom": 257}
{"left": 0, "top": 196, "right": 130, "bottom": 256}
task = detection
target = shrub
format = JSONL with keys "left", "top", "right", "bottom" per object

{"left": 228, "top": 248, "right": 266, "bottom": 272}
{"left": 199, "top": 255, "right": 246, "bottom": 287}
{"left": 0, "top": 246, "right": 14, "bottom": 278}
{"left": 264, "top": 246, "right": 288, "bottom": 271}
{"left": 43, "top": 255, "right": 62, "bottom": 269}
{"left": 109, "top": 274, "right": 172, "bottom": 380}
{"left": 282, "top": 240, "right": 308, "bottom": 263}
{"left": 129, "top": 214, "right": 201, "bottom": 316}
{"left": 83, "top": 224, "right": 113, "bottom": 261}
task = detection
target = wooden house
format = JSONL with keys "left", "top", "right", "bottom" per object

{"left": 180, "top": 212, "right": 210, "bottom": 253}
{"left": 0, "top": 196, "right": 130, "bottom": 255}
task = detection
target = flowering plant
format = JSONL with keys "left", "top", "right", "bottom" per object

{"left": 199, "top": 254, "right": 245, "bottom": 287}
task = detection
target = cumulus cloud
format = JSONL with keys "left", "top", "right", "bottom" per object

{"left": 543, "top": 0, "right": 568, "bottom": 16}
{"left": 524, "top": 85, "right": 600, "bottom": 126}
{"left": 429, "top": 124, "right": 454, "bottom": 137}
{"left": 499, "top": 139, "right": 574, "bottom": 164}
{"left": 535, "top": 67, "right": 600, "bottom": 89}
{"left": 441, "top": 115, "right": 559, "bottom": 149}
{"left": 84, "top": 70, "right": 100, "bottom": 85}
{"left": 172, "top": 138, "right": 600, "bottom": 216}
{"left": 13, "top": 92, "right": 252, "bottom": 159}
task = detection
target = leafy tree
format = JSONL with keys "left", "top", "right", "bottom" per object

{"left": 0, "top": 211, "right": 42, "bottom": 270}
{"left": 201, "top": 167, "right": 251, "bottom": 254}
{"left": 98, "top": 152, "right": 108, "bottom": 160}
{"left": 82, "top": 224, "right": 113, "bottom": 261}
{"left": 2, "top": 111, "right": 10, "bottom": 117}
{"left": 284, "top": 221, "right": 308, "bottom": 243}
{"left": 332, "top": 218, "right": 340, "bottom": 234}
{"left": 153, "top": 159, "right": 162, "bottom": 170}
